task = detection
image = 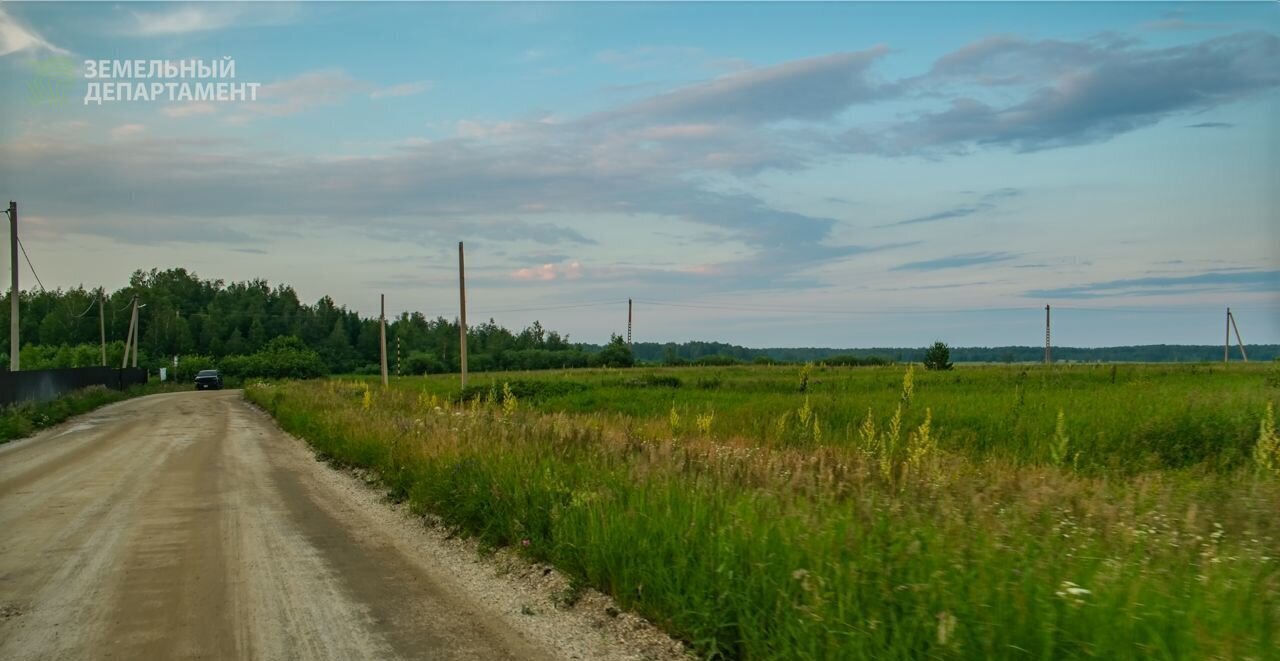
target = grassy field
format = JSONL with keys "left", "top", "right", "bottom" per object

{"left": 0, "top": 381, "right": 189, "bottom": 444}
{"left": 247, "top": 363, "right": 1279, "bottom": 659}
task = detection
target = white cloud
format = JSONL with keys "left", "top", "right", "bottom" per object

{"left": 0, "top": 8, "right": 69, "bottom": 56}
{"left": 127, "top": 6, "right": 240, "bottom": 36}
{"left": 370, "top": 81, "right": 433, "bottom": 100}
{"left": 512, "top": 262, "right": 583, "bottom": 282}
{"left": 123, "top": 4, "right": 298, "bottom": 36}
{"left": 242, "top": 70, "right": 371, "bottom": 118}
{"left": 110, "top": 124, "right": 146, "bottom": 139}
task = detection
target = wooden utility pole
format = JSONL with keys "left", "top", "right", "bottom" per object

{"left": 1230, "top": 309, "right": 1249, "bottom": 362}
{"left": 121, "top": 296, "right": 137, "bottom": 368}
{"left": 9, "top": 201, "right": 18, "bottom": 371}
{"left": 1044, "top": 304, "right": 1051, "bottom": 365}
{"left": 379, "top": 293, "right": 389, "bottom": 387}
{"left": 130, "top": 298, "right": 140, "bottom": 368}
{"left": 1224, "top": 307, "right": 1231, "bottom": 363}
{"left": 458, "top": 241, "right": 468, "bottom": 389}
{"left": 627, "top": 298, "right": 633, "bottom": 346}
{"left": 98, "top": 289, "right": 106, "bottom": 366}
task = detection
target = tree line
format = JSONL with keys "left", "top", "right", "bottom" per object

{"left": 2, "top": 267, "right": 1270, "bottom": 379}
{"left": 0, "top": 268, "right": 634, "bottom": 378}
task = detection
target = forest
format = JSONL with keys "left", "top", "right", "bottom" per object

{"left": 2, "top": 268, "right": 1272, "bottom": 379}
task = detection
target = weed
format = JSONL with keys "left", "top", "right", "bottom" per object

{"left": 247, "top": 363, "right": 1280, "bottom": 660}
{"left": 1255, "top": 402, "right": 1279, "bottom": 477}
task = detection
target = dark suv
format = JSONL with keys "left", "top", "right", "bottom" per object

{"left": 195, "top": 369, "right": 223, "bottom": 390}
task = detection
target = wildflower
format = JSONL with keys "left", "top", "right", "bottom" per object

{"left": 1050, "top": 408, "right": 1073, "bottom": 467}
{"left": 521, "top": 538, "right": 531, "bottom": 548}
{"left": 1056, "top": 580, "right": 1091, "bottom": 605}
{"left": 1254, "top": 402, "right": 1279, "bottom": 476}
{"left": 501, "top": 382, "right": 519, "bottom": 418}
{"left": 695, "top": 410, "right": 714, "bottom": 436}
{"left": 906, "top": 408, "right": 934, "bottom": 469}
{"left": 937, "top": 612, "right": 957, "bottom": 646}
{"left": 858, "top": 408, "right": 877, "bottom": 450}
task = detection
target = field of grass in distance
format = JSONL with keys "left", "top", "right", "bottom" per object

{"left": 247, "top": 363, "right": 1279, "bottom": 659}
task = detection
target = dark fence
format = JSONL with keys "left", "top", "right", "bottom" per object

{"left": 0, "top": 367, "right": 149, "bottom": 407}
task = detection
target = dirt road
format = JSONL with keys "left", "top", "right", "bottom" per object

{"left": 0, "top": 391, "right": 680, "bottom": 661}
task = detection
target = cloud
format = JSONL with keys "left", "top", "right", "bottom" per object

{"left": 110, "top": 124, "right": 146, "bottom": 139}
{"left": 850, "top": 31, "right": 1280, "bottom": 154}
{"left": 19, "top": 31, "right": 1270, "bottom": 295}
{"left": 892, "top": 252, "right": 1017, "bottom": 271}
{"left": 512, "top": 261, "right": 583, "bottom": 282}
{"left": 1027, "top": 270, "right": 1280, "bottom": 299}
{"left": 251, "top": 69, "right": 371, "bottom": 116}
{"left": 886, "top": 188, "right": 1022, "bottom": 227}
{"left": 122, "top": 4, "right": 297, "bottom": 36}
{"left": 0, "top": 8, "right": 68, "bottom": 56}
{"left": 370, "top": 81, "right": 433, "bottom": 100}
{"left": 1185, "top": 121, "right": 1234, "bottom": 129}
{"left": 1140, "top": 10, "right": 1233, "bottom": 33}
{"left": 592, "top": 46, "right": 894, "bottom": 126}
{"left": 1141, "top": 19, "right": 1233, "bottom": 32}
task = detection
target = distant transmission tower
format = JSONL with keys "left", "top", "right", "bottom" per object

{"left": 627, "top": 298, "right": 633, "bottom": 346}
{"left": 1044, "top": 304, "right": 1051, "bottom": 365}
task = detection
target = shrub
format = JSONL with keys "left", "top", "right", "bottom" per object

{"left": 595, "top": 334, "right": 634, "bottom": 368}
{"left": 173, "top": 355, "right": 216, "bottom": 381}
{"left": 403, "top": 351, "right": 446, "bottom": 375}
{"left": 692, "top": 354, "right": 740, "bottom": 366}
{"left": 220, "top": 336, "right": 326, "bottom": 380}
{"left": 622, "top": 374, "right": 682, "bottom": 389}
{"left": 923, "top": 341, "right": 953, "bottom": 371}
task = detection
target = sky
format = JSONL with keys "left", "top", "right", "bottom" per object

{"left": 0, "top": 1, "right": 1277, "bottom": 349}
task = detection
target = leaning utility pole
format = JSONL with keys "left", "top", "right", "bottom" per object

{"left": 98, "top": 289, "right": 106, "bottom": 366}
{"left": 379, "top": 293, "right": 389, "bottom": 387}
{"left": 130, "top": 297, "right": 140, "bottom": 368}
{"left": 458, "top": 241, "right": 468, "bottom": 389}
{"left": 9, "top": 201, "right": 18, "bottom": 371}
{"left": 627, "top": 298, "right": 633, "bottom": 346}
{"left": 1044, "top": 304, "right": 1051, "bottom": 365}
{"left": 121, "top": 296, "right": 137, "bottom": 368}
{"left": 1229, "top": 309, "right": 1249, "bottom": 362}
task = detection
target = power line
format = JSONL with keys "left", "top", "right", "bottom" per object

{"left": 470, "top": 299, "right": 625, "bottom": 315}
{"left": 74, "top": 297, "right": 97, "bottom": 318}
{"left": 15, "top": 236, "right": 45, "bottom": 292}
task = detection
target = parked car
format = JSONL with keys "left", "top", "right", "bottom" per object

{"left": 195, "top": 369, "right": 223, "bottom": 390}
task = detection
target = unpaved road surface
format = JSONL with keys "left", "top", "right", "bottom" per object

{"left": 0, "top": 391, "right": 682, "bottom": 661}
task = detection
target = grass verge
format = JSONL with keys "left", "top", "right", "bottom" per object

{"left": 0, "top": 381, "right": 188, "bottom": 444}
{"left": 247, "top": 365, "right": 1279, "bottom": 659}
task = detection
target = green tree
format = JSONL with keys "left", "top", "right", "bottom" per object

{"left": 923, "top": 341, "right": 953, "bottom": 371}
{"left": 596, "top": 334, "right": 634, "bottom": 368}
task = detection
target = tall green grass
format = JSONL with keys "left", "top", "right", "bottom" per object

{"left": 248, "top": 364, "right": 1279, "bottom": 659}
{"left": 0, "top": 381, "right": 184, "bottom": 444}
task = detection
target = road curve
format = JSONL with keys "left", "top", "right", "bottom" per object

{"left": 0, "top": 390, "right": 563, "bottom": 661}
